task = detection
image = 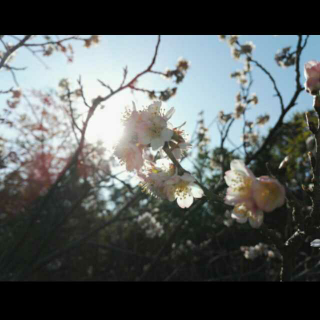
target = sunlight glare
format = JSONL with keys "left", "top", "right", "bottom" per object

{"left": 86, "top": 94, "right": 128, "bottom": 151}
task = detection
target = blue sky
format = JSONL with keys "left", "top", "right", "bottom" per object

{"left": 1, "top": 35, "right": 319, "bottom": 173}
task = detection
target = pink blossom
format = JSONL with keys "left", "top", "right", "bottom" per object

{"left": 231, "top": 203, "right": 264, "bottom": 229}
{"left": 114, "top": 141, "right": 144, "bottom": 172}
{"left": 252, "top": 176, "right": 286, "bottom": 212}
{"left": 135, "top": 101, "right": 174, "bottom": 151}
{"left": 224, "top": 159, "right": 258, "bottom": 211}
{"left": 138, "top": 159, "right": 175, "bottom": 199}
{"left": 304, "top": 60, "right": 320, "bottom": 95}
{"left": 171, "top": 142, "right": 192, "bottom": 160}
{"left": 137, "top": 114, "right": 173, "bottom": 150}
{"left": 224, "top": 160, "right": 285, "bottom": 228}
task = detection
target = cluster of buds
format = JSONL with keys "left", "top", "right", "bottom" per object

{"left": 162, "top": 57, "right": 191, "bottom": 85}
{"left": 230, "top": 41, "right": 255, "bottom": 60}
{"left": 224, "top": 160, "right": 286, "bottom": 228}
{"left": 58, "top": 78, "right": 84, "bottom": 103}
{"left": 218, "top": 36, "right": 255, "bottom": 61}
{"left": 136, "top": 212, "right": 164, "bottom": 238}
{"left": 275, "top": 47, "right": 295, "bottom": 68}
{"left": 114, "top": 101, "right": 203, "bottom": 208}
{"left": 240, "top": 243, "right": 279, "bottom": 260}
{"left": 6, "top": 88, "right": 22, "bottom": 109}
{"left": 84, "top": 35, "right": 100, "bottom": 48}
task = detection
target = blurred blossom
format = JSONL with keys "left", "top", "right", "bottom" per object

{"left": 240, "top": 243, "right": 279, "bottom": 260}
{"left": 279, "top": 156, "right": 290, "bottom": 170}
{"left": 242, "top": 133, "right": 259, "bottom": 146}
{"left": 240, "top": 41, "right": 255, "bottom": 55}
{"left": 310, "top": 239, "right": 320, "bottom": 247}
{"left": 176, "top": 57, "right": 191, "bottom": 72}
{"left": 223, "top": 210, "right": 234, "bottom": 227}
{"left": 234, "top": 103, "right": 246, "bottom": 119}
{"left": 230, "top": 70, "right": 242, "bottom": 78}
{"left": 245, "top": 121, "right": 254, "bottom": 129}
{"left": 275, "top": 47, "right": 295, "bottom": 68}
{"left": 304, "top": 60, "right": 320, "bottom": 95}
{"left": 218, "top": 35, "right": 227, "bottom": 41}
{"left": 306, "top": 135, "right": 316, "bottom": 156}
{"left": 218, "top": 110, "right": 232, "bottom": 124}
{"left": 137, "top": 212, "right": 164, "bottom": 238}
{"left": 231, "top": 47, "right": 241, "bottom": 60}
{"left": 250, "top": 93, "right": 258, "bottom": 105}
{"left": 228, "top": 35, "right": 239, "bottom": 47}
{"left": 256, "top": 114, "right": 270, "bottom": 126}
{"left": 58, "top": 78, "right": 70, "bottom": 90}
{"left": 253, "top": 176, "right": 286, "bottom": 212}
{"left": 238, "top": 74, "right": 248, "bottom": 85}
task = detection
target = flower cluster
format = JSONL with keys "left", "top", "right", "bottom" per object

{"left": 224, "top": 160, "right": 285, "bottom": 228}
{"left": 114, "top": 101, "right": 174, "bottom": 172}
{"left": 171, "top": 238, "right": 211, "bottom": 260}
{"left": 218, "top": 35, "right": 255, "bottom": 61}
{"left": 114, "top": 101, "right": 203, "bottom": 208}
{"left": 242, "top": 132, "right": 259, "bottom": 146}
{"left": 138, "top": 160, "right": 203, "bottom": 209}
{"left": 240, "top": 243, "right": 280, "bottom": 260}
{"left": 136, "top": 212, "right": 164, "bottom": 238}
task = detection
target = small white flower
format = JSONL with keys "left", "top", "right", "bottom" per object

{"left": 164, "top": 172, "right": 204, "bottom": 208}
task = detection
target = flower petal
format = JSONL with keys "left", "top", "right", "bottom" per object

{"left": 161, "top": 128, "right": 173, "bottom": 141}
{"left": 151, "top": 138, "right": 164, "bottom": 150}
{"left": 177, "top": 194, "right": 193, "bottom": 208}
{"left": 165, "top": 107, "right": 175, "bottom": 120}
{"left": 191, "top": 184, "right": 204, "bottom": 198}
{"left": 231, "top": 212, "right": 247, "bottom": 224}
{"left": 230, "top": 159, "right": 255, "bottom": 178}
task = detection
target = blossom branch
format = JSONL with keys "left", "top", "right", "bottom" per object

{"left": 249, "top": 58, "right": 285, "bottom": 112}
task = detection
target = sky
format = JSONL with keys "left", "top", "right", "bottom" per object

{"left": 1, "top": 35, "right": 319, "bottom": 177}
